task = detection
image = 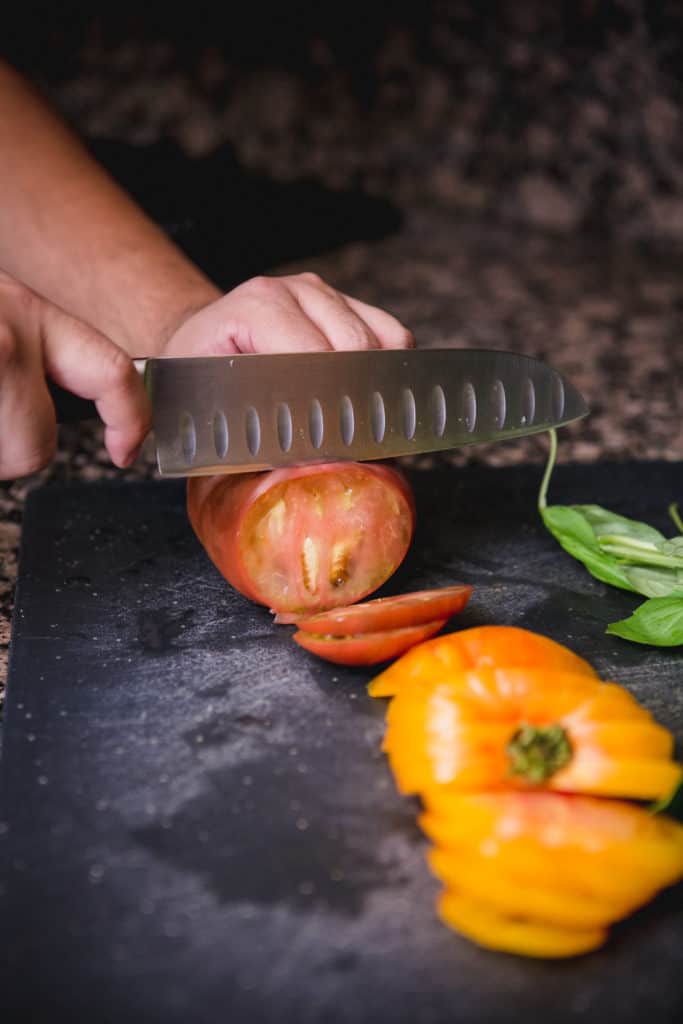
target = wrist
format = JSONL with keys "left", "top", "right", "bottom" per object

{"left": 144, "top": 281, "right": 223, "bottom": 357}
{"left": 114, "top": 264, "right": 221, "bottom": 358}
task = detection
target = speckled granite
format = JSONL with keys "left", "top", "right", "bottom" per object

{"left": 2, "top": 1, "right": 683, "bottom": 698}
{"left": 15, "top": 1, "right": 683, "bottom": 245}
{"left": 1, "top": 207, "right": 682, "bottom": 698}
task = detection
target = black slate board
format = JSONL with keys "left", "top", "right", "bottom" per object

{"left": 1, "top": 461, "right": 683, "bottom": 1024}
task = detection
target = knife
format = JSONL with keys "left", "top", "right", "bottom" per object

{"left": 51, "top": 348, "right": 588, "bottom": 476}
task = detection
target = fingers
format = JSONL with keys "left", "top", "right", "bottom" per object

{"left": 287, "top": 273, "right": 380, "bottom": 350}
{"left": 0, "top": 277, "right": 151, "bottom": 478}
{"left": 163, "top": 272, "right": 415, "bottom": 357}
{"left": 164, "top": 276, "right": 330, "bottom": 356}
{"left": 340, "top": 293, "right": 415, "bottom": 349}
{"left": 40, "top": 303, "right": 151, "bottom": 468}
{"left": 0, "top": 321, "right": 58, "bottom": 479}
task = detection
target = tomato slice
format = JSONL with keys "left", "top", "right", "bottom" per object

{"left": 287, "top": 584, "right": 472, "bottom": 635}
{"left": 292, "top": 618, "right": 448, "bottom": 666}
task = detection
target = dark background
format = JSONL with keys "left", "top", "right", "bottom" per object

{"left": 6, "top": 0, "right": 683, "bottom": 245}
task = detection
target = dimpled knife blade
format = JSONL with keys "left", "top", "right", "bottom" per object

{"left": 142, "top": 348, "right": 588, "bottom": 477}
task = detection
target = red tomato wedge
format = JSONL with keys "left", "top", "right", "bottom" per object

{"left": 289, "top": 585, "right": 473, "bottom": 635}
{"left": 293, "top": 618, "right": 448, "bottom": 666}
{"left": 187, "top": 462, "right": 415, "bottom": 615}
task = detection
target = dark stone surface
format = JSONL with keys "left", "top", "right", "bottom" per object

{"left": 1, "top": 462, "right": 682, "bottom": 1023}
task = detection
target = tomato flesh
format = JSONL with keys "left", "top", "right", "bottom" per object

{"left": 187, "top": 462, "right": 415, "bottom": 614}
{"left": 292, "top": 618, "right": 448, "bottom": 666}
{"left": 287, "top": 584, "right": 472, "bottom": 635}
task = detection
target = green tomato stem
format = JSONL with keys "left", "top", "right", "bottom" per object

{"left": 506, "top": 723, "right": 573, "bottom": 783}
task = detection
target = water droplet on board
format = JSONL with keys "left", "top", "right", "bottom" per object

{"left": 88, "top": 864, "right": 104, "bottom": 884}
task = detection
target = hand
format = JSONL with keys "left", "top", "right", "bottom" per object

{"left": 0, "top": 272, "right": 151, "bottom": 480}
{"left": 161, "top": 273, "right": 414, "bottom": 357}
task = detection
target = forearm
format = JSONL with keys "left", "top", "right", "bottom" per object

{"left": 0, "top": 62, "right": 220, "bottom": 355}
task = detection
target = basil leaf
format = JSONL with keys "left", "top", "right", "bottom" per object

{"left": 540, "top": 505, "right": 638, "bottom": 592}
{"left": 624, "top": 566, "right": 683, "bottom": 598}
{"left": 624, "top": 565, "right": 683, "bottom": 598}
{"left": 660, "top": 537, "right": 683, "bottom": 556}
{"left": 606, "top": 596, "right": 683, "bottom": 646}
{"left": 574, "top": 505, "right": 666, "bottom": 545}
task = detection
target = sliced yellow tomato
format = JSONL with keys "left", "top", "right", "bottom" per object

{"left": 428, "top": 847, "right": 619, "bottom": 929}
{"left": 420, "top": 791, "right": 683, "bottom": 897}
{"left": 437, "top": 889, "right": 606, "bottom": 958}
{"left": 381, "top": 668, "right": 680, "bottom": 799}
{"left": 368, "top": 625, "right": 597, "bottom": 698}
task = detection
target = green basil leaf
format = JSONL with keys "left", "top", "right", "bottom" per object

{"left": 624, "top": 565, "right": 683, "bottom": 598}
{"left": 540, "top": 505, "right": 637, "bottom": 592}
{"left": 659, "top": 537, "right": 683, "bottom": 556}
{"left": 606, "top": 596, "right": 683, "bottom": 646}
{"left": 574, "top": 505, "right": 666, "bottom": 545}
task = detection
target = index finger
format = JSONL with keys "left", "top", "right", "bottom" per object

{"left": 40, "top": 303, "right": 151, "bottom": 467}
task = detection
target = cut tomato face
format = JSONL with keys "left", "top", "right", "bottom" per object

{"left": 292, "top": 618, "right": 448, "bottom": 666}
{"left": 187, "top": 462, "right": 415, "bottom": 614}
{"left": 289, "top": 584, "right": 472, "bottom": 635}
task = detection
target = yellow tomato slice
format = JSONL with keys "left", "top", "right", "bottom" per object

{"left": 428, "top": 847, "right": 619, "bottom": 929}
{"left": 421, "top": 829, "right": 656, "bottom": 905}
{"left": 437, "top": 889, "right": 607, "bottom": 958}
{"left": 419, "top": 792, "right": 683, "bottom": 891}
{"left": 368, "top": 626, "right": 597, "bottom": 698}
{"left": 550, "top": 755, "right": 682, "bottom": 800}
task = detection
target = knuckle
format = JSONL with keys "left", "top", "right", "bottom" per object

{"left": 241, "top": 274, "right": 279, "bottom": 298}
{"left": 297, "top": 271, "right": 325, "bottom": 288}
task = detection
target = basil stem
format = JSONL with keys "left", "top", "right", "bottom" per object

{"left": 538, "top": 430, "right": 683, "bottom": 646}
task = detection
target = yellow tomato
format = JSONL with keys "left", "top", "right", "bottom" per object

{"left": 382, "top": 668, "right": 680, "bottom": 800}
{"left": 430, "top": 792, "right": 683, "bottom": 957}
{"left": 368, "top": 625, "right": 597, "bottom": 698}
{"left": 438, "top": 889, "right": 607, "bottom": 958}
{"left": 421, "top": 791, "right": 683, "bottom": 902}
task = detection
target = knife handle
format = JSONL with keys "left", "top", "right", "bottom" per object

{"left": 49, "top": 359, "right": 148, "bottom": 424}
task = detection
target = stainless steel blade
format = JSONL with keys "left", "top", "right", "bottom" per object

{"left": 143, "top": 348, "right": 588, "bottom": 477}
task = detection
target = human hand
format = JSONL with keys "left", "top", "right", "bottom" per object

{"left": 161, "top": 273, "right": 414, "bottom": 357}
{"left": 0, "top": 272, "right": 151, "bottom": 480}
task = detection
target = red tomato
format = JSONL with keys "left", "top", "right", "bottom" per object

{"left": 290, "top": 585, "right": 472, "bottom": 635}
{"left": 292, "top": 618, "right": 448, "bottom": 666}
{"left": 187, "top": 462, "right": 415, "bottom": 615}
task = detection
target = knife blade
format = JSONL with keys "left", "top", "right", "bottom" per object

{"left": 137, "top": 348, "right": 587, "bottom": 476}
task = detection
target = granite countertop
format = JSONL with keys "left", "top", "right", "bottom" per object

{"left": 2, "top": 3, "right": 683, "bottom": 699}
{"left": 1, "top": 207, "right": 682, "bottom": 699}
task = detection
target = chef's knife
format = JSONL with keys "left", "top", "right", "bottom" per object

{"left": 52, "top": 348, "right": 588, "bottom": 476}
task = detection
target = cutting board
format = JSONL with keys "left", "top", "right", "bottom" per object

{"left": 1, "top": 461, "right": 682, "bottom": 1024}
